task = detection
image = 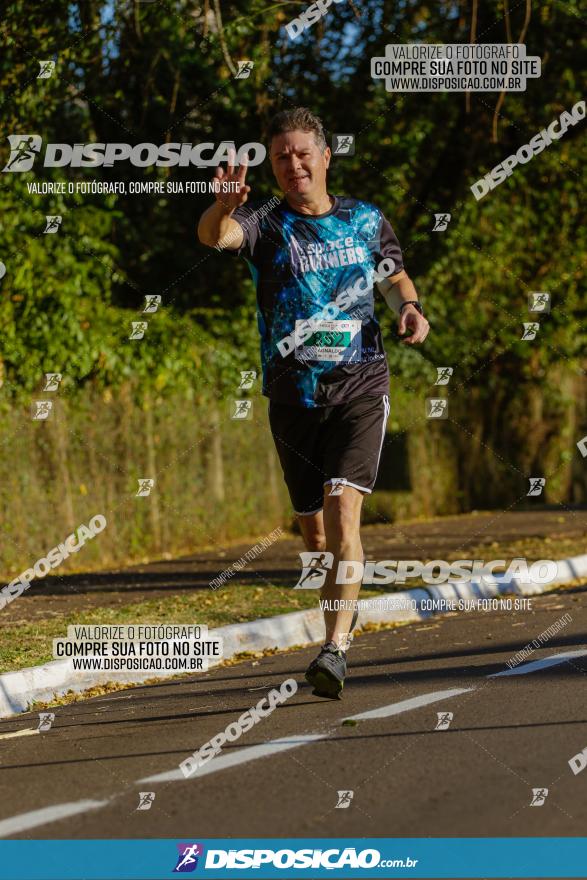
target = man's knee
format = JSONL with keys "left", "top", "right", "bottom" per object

{"left": 324, "top": 492, "right": 363, "bottom": 542}
{"left": 297, "top": 514, "right": 327, "bottom": 553}
{"left": 304, "top": 533, "right": 327, "bottom": 552}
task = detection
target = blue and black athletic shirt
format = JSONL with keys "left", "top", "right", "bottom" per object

{"left": 231, "top": 195, "right": 404, "bottom": 408}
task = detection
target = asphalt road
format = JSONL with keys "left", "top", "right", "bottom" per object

{"left": 3, "top": 509, "right": 586, "bottom": 622}
{"left": 1, "top": 583, "right": 586, "bottom": 863}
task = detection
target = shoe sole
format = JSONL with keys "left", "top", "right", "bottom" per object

{"left": 305, "top": 667, "right": 344, "bottom": 700}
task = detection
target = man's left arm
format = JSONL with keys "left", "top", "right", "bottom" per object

{"left": 378, "top": 270, "right": 430, "bottom": 346}
{"left": 371, "top": 209, "right": 430, "bottom": 346}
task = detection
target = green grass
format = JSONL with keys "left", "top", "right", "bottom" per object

{"left": 0, "top": 583, "right": 383, "bottom": 674}
{"left": 1, "top": 532, "right": 584, "bottom": 676}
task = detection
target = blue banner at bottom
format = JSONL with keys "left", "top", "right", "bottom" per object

{"left": 0, "top": 838, "right": 585, "bottom": 879}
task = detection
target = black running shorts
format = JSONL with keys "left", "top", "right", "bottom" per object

{"left": 268, "top": 394, "right": 390, "bottom": 515}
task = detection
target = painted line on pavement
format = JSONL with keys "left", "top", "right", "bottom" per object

{"left": 490, "top": 649, "right": 587, "bottom": 678}
{"left": 0, "top": 728, "right": 38, "bottom": 740}
{"left": 143, "top": 650, "right": 587, "bottom": 782}
{"left": 139, "top": 734, "right": 328, "bottom": 785}
{"left": 2, "top": 648, "right": 586, "bottom": 835}
{"left": 0, "top": 800, "right": 111, "bottom": 839}
{"left": 344, "top": 687, "right": 476, "bottom": 722}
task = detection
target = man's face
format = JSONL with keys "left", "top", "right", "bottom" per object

{"left": 270, "top": 130, "right": 331, "bottom": 200}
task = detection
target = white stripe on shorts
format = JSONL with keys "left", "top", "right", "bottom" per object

{"left": 373, "top": 394, "right": 390, "bottom": 484}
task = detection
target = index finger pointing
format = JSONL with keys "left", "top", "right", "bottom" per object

{"left": 226, "top": 146, "right": 236, "bottom": 177}
{"left": 237, "top": 152, "right": 249, "bottom": 183}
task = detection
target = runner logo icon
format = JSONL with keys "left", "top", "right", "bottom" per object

{"left": 522, "top": 322, "right": 539, "bottom": 340}
{"left": 3, "top": 135, "right": 42, "bottom": 172}
{"left": 435, "top": 367, "right": 453, "bottom": 385}
{"left": 435, "top": 711, "right": 453, "bottom": 730}
{"left": 43, "top": 373, "right": 62, "bottom": 391}
{"left": 232, "top": 400, "right": 252, "bottom": 419}
{"left": 136, "top": 791, "right": 155, "bottom": 811}
{"left": 239, "top": 370, "right": 257, "bottom": 389}
{"left": 37, "top": 712, "right": 55, "bottom": 731}
{"left": 332, "top": 134, "right": 355, "bottom": 155}
{"left": 235, "top": 61, "right": 254, "bottom": 79}
{"left": 38, "top": 61, "right": 55, "bottom": 78}
{"left": 32, "top": 400, "right": 53, "bottom": 420}
{"left": 129, "top": 321, "right": 148, "bottom": 340}
{"left": 143, "top": 295, "right": 161, "bottom": 313}
{"left": 426, "top": 398, "right": 448, "bottom": 419}
{"left": 173, "top": 843, "right": 204, "bottom": 872}
{"left": 529, "top": 292, "right": 550, "bottom": 312}
{"left": 527, "top": 477, "right": 545, "bottom": 496}
{"left": 44, "top": 215, "right": 62, "bottom": 233}
{"left": 432, "top": 213, "right": 451, "bottom": 231}
{"left": 136, "top": 478, "right": 155, "bottom": 497}
{"left": 328, "top": 478, "right": 348, "bottom": 496}
{"left": 294, "top": 551, "right": 334, "bottom": 589}
{"left": 335, "top": 790, "right": 354, "bottom": 808}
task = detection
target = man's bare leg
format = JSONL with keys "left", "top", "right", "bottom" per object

{"left": 321, "top": 485, "right": 364, "bottom": 648}
{"left": 297, "top": 488, "right": 363, "bottom": 648}
{"left": 297, "top": 510, "right": 326, "bottom": 553}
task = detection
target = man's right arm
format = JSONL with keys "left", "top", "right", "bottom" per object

{"left": 197, "top": 202, "right": 244, "bottom": 250}
{"left": 197, "top": 149, "right": 250, "bottom": 250}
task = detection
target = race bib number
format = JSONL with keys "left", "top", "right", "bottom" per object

{"left": 294, "top": 320, "right": 362, "bottom": 363}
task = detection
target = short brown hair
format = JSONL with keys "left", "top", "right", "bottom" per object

{"left": 267, "top": 107, "right": 327, "bottom": 151}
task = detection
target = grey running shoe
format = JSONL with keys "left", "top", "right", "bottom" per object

{"left": 305, "top": 641, "right": 347, "bottom": 699}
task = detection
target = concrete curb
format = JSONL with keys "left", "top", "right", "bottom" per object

{"left": 1, "top": 553, "right": 586, "bottom": 719}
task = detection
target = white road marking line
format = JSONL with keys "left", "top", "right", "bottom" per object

{"left": 140, "top": 691, "right": 475, "bottom": 787}
{"left": 490, "top": 649, "right": 587, "bottom": 677}
{"left": 0, "top": 800, "right": 110, "bottom": 839}
{"left": 3, "top": 648, "right": 585, "bottom": 833}
{"left": 344, "top": 687, "right": 475, "bottom": 722}
{"left": 138, "top": 734, "right": 328, "bottom": 784}
{"left": 0, "top": 728, "right": 38, "bottom": 740}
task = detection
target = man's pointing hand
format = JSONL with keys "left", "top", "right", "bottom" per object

{"left": 212, "top": 147, "right": 251, "bottom": 212}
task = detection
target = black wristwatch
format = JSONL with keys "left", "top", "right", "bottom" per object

{"left": 399, "top": 300, "right": 424, "bottom": 316}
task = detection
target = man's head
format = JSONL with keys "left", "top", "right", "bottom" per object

{"left": 268, "top": 108, "right": 331, "bottom": 204}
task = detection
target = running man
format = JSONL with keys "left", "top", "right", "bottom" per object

{"left": 198, "top": 108, "right": 429, "bottom": 698}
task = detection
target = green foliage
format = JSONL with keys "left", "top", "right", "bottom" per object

{"left": 0, "top": 0, "right": 584, "bottom": 513}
